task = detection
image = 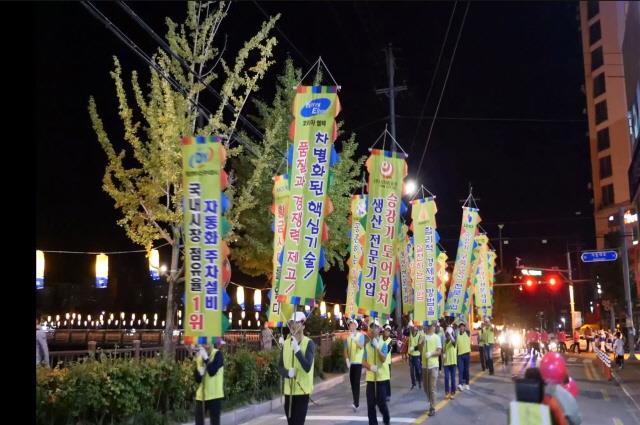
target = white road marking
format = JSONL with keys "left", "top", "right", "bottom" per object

{"left": 279, "top": 415, "right": 417, "bottom": 423}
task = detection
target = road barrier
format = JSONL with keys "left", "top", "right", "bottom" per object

{"left": 594, "top": 346, "right": 612, "bottom": 381}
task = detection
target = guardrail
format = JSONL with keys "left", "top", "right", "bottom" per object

{"left": 594, "top": 346, "right": 612, "bottom": 381}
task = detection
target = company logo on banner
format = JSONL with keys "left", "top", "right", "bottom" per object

{"left": 182, "top": 135, "right": 231, "bottom": 344}
{"left": 410, "top": 197, "right": 438, "bottom": 325}
{"left": 445, "top": 207, "right": 481, "bottom": 317}
{"left": 276, "top": 86, "right": 340, "bottom": 306}
{"left": 357, "top": 149, "right": 407, "bottom": 319}
{"left": 347, "top": 194, "right": 367, "bottom": 318}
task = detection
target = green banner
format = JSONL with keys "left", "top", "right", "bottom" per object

{"left": 472, "top": 234, "right": 490, "bottom": 316}
{"left": 485, "top": 250, "right": 497, "bottom": 318}
{"left": 436, "top": 251, "right": 448, "bottom": 319}
{"left": 358, "top": 149, "right": 407, "bottom": 319}
{"left": 399, "top": 224, "right": 414, "bottom": 315}
{"left": 267, "top": 175, "right": 293, "bottom": 327}
{"left": 277, "top": 86, "right": 339, "bottom": 306}
{"left": 445, "top": 207, "right": 481, "bottom": 317}
{"left": 347, "top": 194, "right": 367, "bottom": 319}
{"left": 182, "top": 135, "right": 229, "bottom": 344}
{"left": 411, "top": 198, "right": 438, "bottom": 325}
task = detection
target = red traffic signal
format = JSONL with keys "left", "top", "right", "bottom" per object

{"left": 525, "top": 278, "right": 534, "bottom": 288}
{"left": 546, "top": 274, "right": 561, "bottom": 289}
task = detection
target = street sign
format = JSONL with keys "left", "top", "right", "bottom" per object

{"left": 580, "top": 250, "right": 618, "bottom": 263}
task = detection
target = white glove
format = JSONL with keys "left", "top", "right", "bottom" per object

{"left": 370, "top": 365, "right": 378, "bottom": 373}
{"left": 288, "top": 368, "right": 296, "bottom": 378}
{"left": 425, "top": 351, "right": 432, "bottom": 359}
{"left": 291, "top": 337, "right": 300, "bottom": 354}
{"left": 346, "top": 359, "right": 351, "bottom": 368}
{"left": 278, "top": 336, "right": 285, "bottom": 345}
{"left": 199, "top": 347, "right": 209, "bottom": 361}
{"left": 197, "top": 366, "right": 206, "bottom": 377}
{"left": 371, "top": 338, "right": 379, "bottom": 349}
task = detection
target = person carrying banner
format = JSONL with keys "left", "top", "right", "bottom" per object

{"left": 478, "top": 325, "right": 487, "bottom": 371}
{"left": 443, "top": 326, "right": 458, "bottom": 399}
{"left": 362, "top": 318, "right": 391, "bottom": 425}
{"left": 382, "top": 324, "right": 393, "bottom": 402}
{"left": 456, "top": 322, "right": 471, "bottom": 391}
{"left": 407, "top": 322, "right": 423, "bottom": 390}
{"left": 419, "top": 322, "right": 442, "bottom": 417}
{"left": 277, "top": 312, "right": 316, "bottom": 425}
{"left": 481, "top": 319, "right": 495, "bottom": 375}
{"left": 194, "top": 339, "right": 225, "bottom": 425}
{"left": 344, "top": 318, "right": 365, "bottom": 411}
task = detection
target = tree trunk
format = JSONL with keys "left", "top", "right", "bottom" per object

{"left": 163, "top": 227, "right": 182, "bottom": 358}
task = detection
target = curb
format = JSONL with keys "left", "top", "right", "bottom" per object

{"left": 611, "top": 369, "right": 640, "bottom": 412}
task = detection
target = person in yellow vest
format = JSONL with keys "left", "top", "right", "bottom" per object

{"left": 362, "top": 318, "right": 391, "bottom": 425}
{"left": 418, "top": 322, "right": 442, "bottom": 417}
{"left": 443, "top": 326, "right": 458, "bottom": 399}
{"left": 478, "top": 325, "right": 486, "bottom": 371}
{"left": 194, "top": 339, "right": 225, "bottom": 425}
{"left": 344, "top": 318, "right": 365, "bottom": 412}
{"left": 481, "top": 319, "right": 495, "bottom": 375}
{"left": 456, "top": 322, "right": 471, "bottom": 391}
{"left": 382, "top": 324, "right": 393, "bottom": 402}
{"left": 407, "top": 322, "right": 423, "bottom": 390}
{"left": 277, "top": 311, "right": 316, "bottom": 425}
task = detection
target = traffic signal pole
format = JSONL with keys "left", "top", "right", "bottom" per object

{"left": 618, "top": 207, "right": 637, "bottom": 361}
{"left": 566, "top": 252, "right": 576, "bottom": 334}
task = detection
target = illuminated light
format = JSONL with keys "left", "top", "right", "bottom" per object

{"left": 503, "top": 240, "right": 509, "bottom": 245}
{"left": 36, "top": 250, "right": 45, "bottom": 289}
{"left": 519, "top": 285, "right": 523, "bottom": 291}
{"left": 255, "top": 312, "right": 259, "bottom": 320}
{"left": 305, "top": 305, "right": 311, "bottom": 312}
{"left": 634, "top": 240, "right": 639, "bottom": 246}
{"left": 624, "top": 211, "right": 638, "bottom": 224}
{"left": 333, "top": 303, "right": 341, "bottom": 319}
{"left": 241, "top": 311, "right": 246, "bottom": 319}
{"left": 549, "top": 277, "right": 557, "bottom": 286}
{"left": 320, "top": 301, "right": 327, "bottom": 318}
{"left": 254, "top": 289, "right": 262, "bottom": 312}
{"left": 95, "top": 254, "right": 109, "bottom": 288}
{"left": 160, "top": 265, "right": 167, "bottom": 274}
{"left": 236, "top": 286, "right": 245, "bottom": 309}
{"left": 404, "top": 179, "right": 418, "bottom": 196}
{"left": 149, "top": 249, "right": 160, "bottom": 280}
{"left": 597, "top": 288, "right": 602, "bottom": 294}
{"left": 248, "top": 320, "right": 252, "bottom": 327}
{"left": 609, "top": 215, "right": 615, "bottom": 222}
{"left": 238, "top": 319, "right": 242, "bottom": 326}
{"left": 526, "top": 278, "right": 534, "bottom": 287}
{"left": 521, "top": 269, "right": 543, "bottom": 277}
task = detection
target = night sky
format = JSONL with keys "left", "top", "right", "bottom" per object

{"left": 36, "top": 1, "right": 594, "bottom": 319}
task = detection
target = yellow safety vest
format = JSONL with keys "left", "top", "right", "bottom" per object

{"left": 409, "top": 331, "right": 422, "bottom": 356}
{"left": 444, "top": 340, "right": 457, "bottom": 366}
{"left": 195, "top": 347, "right": 224, "bottom": 401}
{"left": 457, "top": 332, "right": 471, "bottom": 355}
{"left": 478, "top": 329, "right": 485, "bottom": 347}
{"left": 365, "top": 340, "right": 390, "bottom": 381}
{"left": 347, "top": 333, "right": 364, "bottom": 364}
{"left": 422, "top": 334, "right": 440, "bottom": 369}
{"left": 283, "top": 336, "right": 314, "bottom": 395}
{"left": 382, "top": 337, "right": 392, "bottom": 366}
{"left": 483, "top": 328, "right": 495, "bottom": 344}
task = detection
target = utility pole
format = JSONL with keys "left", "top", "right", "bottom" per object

{"left": 376, "top": 43, "right": 406, "bottom": 328}
{"left": 567, "top": 251, "right": 576, "bottom": 334}
{"left": 618, "top": 207, "right": 637, "bottom": 360}
{"left": 498, "top": 224, "right": 504, "bottom": 272}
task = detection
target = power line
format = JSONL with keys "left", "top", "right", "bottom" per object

{"left": 399, "top": 115, "right": 586, "bottom": 124}
{"left": 415, "top": 1, "right": 470, "bottom": 177}
{"left": 408, "top": 1, "right": 458, "bottom": 155}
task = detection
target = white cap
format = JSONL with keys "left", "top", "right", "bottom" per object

{"left": 407, "top": 321, "right": 415, "bottom": 328}
{"left": 369, "top": 317, "right": 381, "bottom": 328}
{"left": 446, "top": 326, "right": 453, "bottom": 335}
{"left": 290, "top": 312, "right": 306, "bottom": 323}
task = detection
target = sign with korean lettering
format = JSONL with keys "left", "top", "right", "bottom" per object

{"left": 445, "top": 207, "right": 481, "bottom": 317}
{"left": 399, "top": 224, "right": 414, "bottom": 315}
{"left": 267, "top": 175, "right": 293, "bottom": 327}
{"left": 358, "top": 149, "right": 407, "bottom": 319}
{"left": 436, "top": 251, "right": 448, "bottom": 319}
{"left": 182, "top": 135, "right": 230, "bottom": 344}
{"left": 485, "top": 250, "right": 497, "bottom": 318}
{"left": 472, "top": 234, "right": 490, "bottom": 317}
{"left": 277, "top": 86, "right": 339, "bottom": 306}
{"left": 346, "top": 194, "right": 367, "bottom": 318}
{"left": 411, "top": 198, "right": 438, "bottom": 325}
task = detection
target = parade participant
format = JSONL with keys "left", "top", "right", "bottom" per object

{"left": 194, "top": 339, "right": 225, "bottom": 425}
{"left": 419, "top": 322, "right": 442, "bottom": 417}
{"left": 382, "top": 324, "right": 393, "bottom": 401}
{"left": 407, "top": 322, "right": 423, "bottom": 390}
{"left": 481, "top": 319, "right": 495, "bottom": 375}
{"left": 277, "top": 312, "right": 315, "bottom": 425}
{"left": 541, "top": 329, "right": 550, "bottom": 354}
{"left": 613, "top": 332, "right": 625, "bottom": 369}
{"left": 36, "top": 317, "right": 50, "bottom": 367}
{"left": 456, "top": 322, "right": 471, "bottom": 391}
{"left": 344, "top": 318, "right": 365, "bottom": 411}
{"left": 584, "top": 327, "right": 593, "bottom": 352}
{"left": 557, "top": 330, "right": 567, "bottom": 353}
{"left": 569, "top": 329, "right": 581, "bottom": 354}
{"left": 443, "top": 326, "right": 458, "bottom": 399}
{"left": 478, "top": 325, "right": 486, "bottom": 371}
{"left": 435, "top": 321, "right": 445, "bottom": 372}
{"left": 362, "top": 318, "right": 391, "bottom": 425}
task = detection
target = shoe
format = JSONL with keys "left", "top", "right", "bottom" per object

{"left": 410, "top": 384, "right": 416, "bottom": 390}
{"left": 428, "top": 408, "right": 436, "bottom": 416}
{"left": 352, "top": 404, "right": 357, "bottom": 412}
{"left": 465, "top": 384, "right": 470, "bottom": 390}
{"left": 457, "top": 384, "right": 464, "bottom": 391}
{"left": 450, "top": 392, "right": 456, "bottom": 399}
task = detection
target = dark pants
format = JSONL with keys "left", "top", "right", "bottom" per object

{"left": 386, "top": 364, "right": 391, "bottom": 399}
{"left": 569, "top": 340, "right": 581, "bottom": 353}
{"left": 444, "top": 365, "right": 456, "bottom": 393}
{"left": 478, "top": 345, "right": 486, "bottom": 371}
{"left": 559, "top": 342, "right": 567, "bottom": 353}
{"left": 586, "top": 338, "right": 592, "bottom": 352}
{"left": 483, "top": 344, "right": 494, "bottom": 374}
{"left": 457, "top": 353, "right": 470, "bottom": 385}
{"left": 616, "top": 355, "right": 624, "bottom": 368}
{"left": 409, "top": 355, "right": 422, "bottom": 386}
{"left": 366, "top": 381, "right": 390, "bottom": 425}
{"left": 349, "top": 364, "right": 363, "bottom": 407}
{"left": 284, "top": 394, "right": 310, "bottom": 425}
{"left": 438, "top": 354, "right": 443, "bottom": 371}
{"left": 195, "top": 398, "right": 222, "bottom": 425}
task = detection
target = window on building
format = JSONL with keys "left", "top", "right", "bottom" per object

{"left": 593, "top": 73, "right": 606, "bottom": 97}
{"left": 587, "top": 1, "right": 599, "bottom": 20}
{"left": 591, "top": 47, "right": 604, "bottom": 70}
{"left": 595, "top": 100, "right": 608, "bottom": 124}
{"left": 599, "top": 155, "right": 612, "bottom": 179}
{"left": 597, "top": 127, "right": 610, "bottom": 151}
{"left": 601, "top": 184, "right": 614, "bottom": 207}
{"left": 589, "top": 21, "right": 602, "bottom": 45}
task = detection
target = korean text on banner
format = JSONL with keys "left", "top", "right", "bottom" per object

{"left": 411, "top": 198, "right": 438, "bottom": 325}
{"left": 399, "top": 225, "right": 414, "bottom": 315}
{"left": 347, "top": 194, "right": 367, "bottom": 318}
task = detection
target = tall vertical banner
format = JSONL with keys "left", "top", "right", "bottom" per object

{"left": 472, "top": 234, "right": 490, "bottom": 319}
{"left": 399, "top": 225, "right": 414, "bottom": 315}
{"left": 277, "top": 86, "right": 339, "bottom": 306}
{"left": 182, "top": 136, "right": 231, "bottom": 344}
{"left": 346, "top": 194, "right": 367, "bottom": 318}
{"left": 358, "top": 149, "right": 407, "bottom": 318}
{"left": 267, "top": 175, "right": 292, "bottom": 327}
{"left": 485, "top": 250, "right": 497, "bottom": 318}
{"left": 445, "top": 207, "right": 481, "bottom": 317}
{"left": 411, "top": 198, "right": 438, "bottom": 325}
{"left": 436, "top": 251, "right": 449, "bottom": 319}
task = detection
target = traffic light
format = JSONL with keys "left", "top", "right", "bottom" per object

{"left": 525, "top": 278, "right": 535, "bottom": 288}
{"left": 545, "top": 273, "right": 562, "bottom": 290}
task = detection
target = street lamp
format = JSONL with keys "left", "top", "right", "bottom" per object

{"left": 497, "top": 224, "right": 504, "bottom": 271}
{"left": 404, "top": 179, "right": 418, "bottom": 196}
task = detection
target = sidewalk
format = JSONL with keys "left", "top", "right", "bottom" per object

{"left": 612, "top": 354, "right": 640, "bottom": 411}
